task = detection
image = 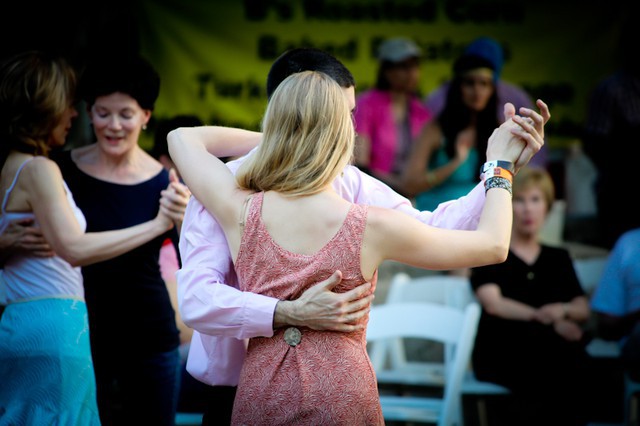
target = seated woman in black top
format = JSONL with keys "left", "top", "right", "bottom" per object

{"left": 470, "top": 166, "right": 594, "bottom": 426}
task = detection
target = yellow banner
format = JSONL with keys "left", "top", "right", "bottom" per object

{"left": 138, "top": 0, "right": 626, "bottom": 147}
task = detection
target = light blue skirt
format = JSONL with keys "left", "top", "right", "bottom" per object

{"left": 0, "top": 298, "right": 100, "bottom": 425}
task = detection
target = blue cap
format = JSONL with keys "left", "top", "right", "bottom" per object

{"left": 464, "top": 37, "right": 504, "bottom": 81}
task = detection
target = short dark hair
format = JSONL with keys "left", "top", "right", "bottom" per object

{"left": 266, "top": 48, "right": 355, "bottom": 99}
{"left": 79, "top": 54, "right": 160, "bottom": 110}
{"left": 151, "top": 115, "right": 203, "bottom": 159}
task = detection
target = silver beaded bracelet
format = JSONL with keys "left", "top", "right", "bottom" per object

{"left": 484, "top": 176, "right": 512, "bottom": 196}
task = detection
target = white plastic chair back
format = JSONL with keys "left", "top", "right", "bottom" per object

{"left": 381, "top": 273, "right": 475, "bottom": 370}
{"left": 367, "top": 301, "right": 481, "bottom": 426}
{"left": 376, "top": 272, "right": 511, "bottom": 426}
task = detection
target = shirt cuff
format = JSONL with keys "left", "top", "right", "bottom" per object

{"left": 242, "top": 291, "right": 279, "bottom": 338}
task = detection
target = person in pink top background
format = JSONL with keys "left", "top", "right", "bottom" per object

{"left": 176, "top": 47, "right": 549, "bottom": 424}
{"left": 353, "top": 37, "right": 432, "bottom": 196}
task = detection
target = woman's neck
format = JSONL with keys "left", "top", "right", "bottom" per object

{"left": 510, "top": 232, "right": 541, "bottom": 264}
{"left": 72, "top": 143, "right": 157, "bottom": 184}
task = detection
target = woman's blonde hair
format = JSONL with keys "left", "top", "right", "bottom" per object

{"left": 0, "top": 51, "right": 77, "bottom": 161}
{"left": 513, "top": 166, "right": 555, "bottom": 212}
{"left": 237, "top": 71, "right": 355, "bottom": 196}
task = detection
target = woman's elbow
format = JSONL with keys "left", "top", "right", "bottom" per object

{"left": 55, "top": 245, "right": 93, "bottom": 268}
{"left": 485, "top": 241, "right": 509, "bottom": 265}
{"left": 180, "top": 309, "right": 196, "bottom": 329}
{"left": 166, "top": 129, "right": 185, "bottom": 155}
{"left": 496, "top": 243, "right": 509, "bottom": 262}
{"left": 57, "top": 249, "right": 84, "bottom": 267}
{"left": 483, "top": 303, "right": 502, "bottom": 317}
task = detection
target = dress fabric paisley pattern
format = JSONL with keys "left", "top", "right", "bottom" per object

{"left": 232, "top": 192, "right": 383, "bottom": 425}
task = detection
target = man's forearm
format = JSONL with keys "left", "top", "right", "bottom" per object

{"left": 177, "top": 267, "right": 278, "bottom": 339}
{"left": 178, "top": 197, "right": 279, "bottom": 339}
{"left": 270, "top": 272, "right": 373, "bottom": 333}
{"left": 273, "top": 300, "right": 296, "bottom": 329}
{"left": 416, "top": 182, "right": 485, "bottom": 231}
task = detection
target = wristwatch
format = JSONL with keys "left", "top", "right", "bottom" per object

{"left": 480, "top": 160, "right": 515, "bottom": 175}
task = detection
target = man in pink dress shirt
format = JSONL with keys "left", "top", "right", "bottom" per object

{"left": 176, "top": 47, "right": 549, "bottom": 424}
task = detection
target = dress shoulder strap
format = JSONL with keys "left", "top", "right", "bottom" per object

{"left": 2, "top": 157, "right": 36, "bottom": 214}
{"left": 239, "top": 192, "right": 259, "bottom": 231}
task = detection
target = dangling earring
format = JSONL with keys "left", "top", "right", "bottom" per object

{"left": 142, "top": 124, "right": 148, "bottom": 130}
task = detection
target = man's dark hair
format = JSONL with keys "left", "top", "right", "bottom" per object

{"left": 152, "top": 114, "right": 203, "bottom": 159}
{"left": 266, "top": 48, "right": 355, "bottom": 99}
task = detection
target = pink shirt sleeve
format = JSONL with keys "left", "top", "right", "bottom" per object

{"left": 177, "top": 196, "right": 277, "bottom": 340}
{"left": 337, "top": 165, "right": 485, "bottom": 230}
{"left": 178, "top": 154, "right": 278, "bottom": 386}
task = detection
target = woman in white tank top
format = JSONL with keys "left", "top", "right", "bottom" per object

{"left": 0, "top": 51, "right": 178, "bottom": 426}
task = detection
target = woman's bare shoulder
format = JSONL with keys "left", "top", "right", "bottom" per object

{"left": 20, "top": 156, "right": 64, "bottom": 195}
{"left": 24, "top": 156, "right": 61, "bottom": 176}
{"left": 365, "top": 205, "right": 412, "bottom": 230}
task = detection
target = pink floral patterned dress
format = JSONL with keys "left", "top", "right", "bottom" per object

{"left": 231, "top": 192, "right": 383, "bottom": 425}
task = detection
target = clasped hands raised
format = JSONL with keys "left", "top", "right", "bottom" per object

{"left": 487, "top": 99, "right": 550, "bottom": 172}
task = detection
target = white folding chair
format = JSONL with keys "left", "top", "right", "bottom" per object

{"left": 376, "top": 272, "right": 511, "bottom": 426}
{"left": 377, "top": 273, "right": 474, "bottom": 379}
{"left": 385, "top": 272, "right": 474, "bottom": 309}
{"left": 367, "top": 301, "right": 480, "bottom": 426}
